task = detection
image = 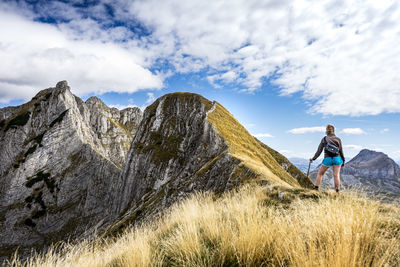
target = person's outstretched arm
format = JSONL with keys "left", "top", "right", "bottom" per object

{"left": 310, "top": 138, "right": 324, "bottom": 162}
{"left": 339, "top": 139, "right": 345, "bottom": 166}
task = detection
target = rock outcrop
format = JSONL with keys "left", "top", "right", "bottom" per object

{"left": 107, "top": 93, "right": 313, "bottom": 234}
{"left": 310, "top": 149, "right": 400, "bottom": 200}
{"left": 85, "top": 96, "right": 142, "bottom": 168}
{"left": 0, "top": 81, "right": 142, "bottom": 258}
{"left": 0, "top": 84, "right": 312, "bottom": 258}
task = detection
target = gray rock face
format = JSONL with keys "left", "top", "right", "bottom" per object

{"left": 0, "top": 86, "right": 310, "bottom": 259}
{"left": 108, "top": 93, "right": 243, "bottom": 232}
{"left": 85, "top": 96, "right": 142, "bottom": 168}
{"left": 0, "top": 81, "right": 142, "bottom": 258}
{"left": 106, "top": 93, "right": 311, "bottom": 234}
{"left": 310, "top": 149, "right": 400, "bottom": 200}
{"left": 343, "top": 150, "right": 400, "bottom": 179}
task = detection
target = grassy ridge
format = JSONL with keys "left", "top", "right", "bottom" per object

{"left": 256, "top": 139, "right": 314, "bottom": 188}
{"left": 207, "top": 102, "right": 305, "bottom": 187}
{"left": 10, "top": 185, "right": 400, "bottom": 266}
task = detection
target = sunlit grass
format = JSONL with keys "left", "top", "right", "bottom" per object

{"left": 207, "top": 102, "right": 301, "bottom": 187}
{"left": 9, "top": 185, "right": 400, "bottom": 266}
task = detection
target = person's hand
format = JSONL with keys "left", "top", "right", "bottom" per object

{"left": 341, "top": 163, "right": 345, "bottom": 167}
{"left": 309, "top": 158, "right": 313, "bottom": 162}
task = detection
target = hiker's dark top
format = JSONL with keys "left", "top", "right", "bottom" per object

{"left": 312, "top": 134, "right": 345, "bottom": 162}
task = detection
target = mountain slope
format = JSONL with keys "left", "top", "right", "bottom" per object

{"left": 107, "top": 93, "right": 313, "bottom": 234}
{"left": 310, "top": 149, "right": 400, "bottom": 199}
{"left": 0, "top": 86, "right": 312, "bottom": 259}
{"left": 9, "top": 184, "right": 400, "bottom": 267}
{"left": 207, "top": 103, "right": 309, "bottom": 187}
{"left": 0, "top": 81, "right": 142, "bottom": 258}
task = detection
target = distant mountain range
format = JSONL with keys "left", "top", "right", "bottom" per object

{"left": 309, "top": 149, "right": 400, "bottom": 200}
{"left": 289, "top": 157, "right": 322, "bottom": 174}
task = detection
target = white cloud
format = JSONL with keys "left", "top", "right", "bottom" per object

{"left": 380, "top": 128, "right": 389, "bottom": 133}
{"left": 287, "top": 126, "right": 325, "bottom": 134}
{"left": 109, "top": 97, "right": 139, "bottom": 110}
{"left": 340, "top": 128, "right": 366, "bottom": 135}
{"left": 108, "top": 104, "right": 138, "bottom": 110}
{"left": 344, "top": 144, "right": 364, "bottom": 150}
{"left": 370, "top": 144, "right": 392, "bottom": 147}
{"left": 111, "top": 93, "right": 157, "bottom": 111}
{"left": 130, "top": 0, "right": 400, "bottom": 116}
{"left": 392, "top": 151, "right": 400, "bottom": 161}
{"left": 145, "top": 92, "right": 156, "bottom": 104}
{"left": 253, "top": 133, "right": 274, "bottom": 138}
{"left": 0, "top": 9, "right": 163, "bottom": 103}
{"left": 2, "top": 1, "right": 400, "bottom": 116}
{"left": 207, "top": 71, "right": 237, "bottom": 87}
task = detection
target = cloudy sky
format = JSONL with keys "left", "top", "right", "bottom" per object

{"left": 1, "top": 0, "right": 400, "bottom": 162}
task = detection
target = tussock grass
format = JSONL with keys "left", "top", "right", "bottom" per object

{"left": 207, "top": 103, "right": 302, "bottom": 187}
{"left": 9, "top": 185, "right": 400, "bottom": 267}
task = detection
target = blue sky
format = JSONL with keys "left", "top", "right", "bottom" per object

{"left": 1, "top": 0, "right": 400, "bottom": 161}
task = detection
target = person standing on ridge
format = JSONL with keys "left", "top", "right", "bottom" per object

{"left": 310, "top": 124, "right": 345, "bottom": 193}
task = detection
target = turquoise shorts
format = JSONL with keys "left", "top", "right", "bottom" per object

{"left": 322, "top": 156, "right": 343, "bottom": 166}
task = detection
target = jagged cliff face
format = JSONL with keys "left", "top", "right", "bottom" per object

{"left": 0, "top": 81, "right": 141, "bottom": 257}
{"left": 85, "top": 96, "right": 142, "bottom": 168}
{"left": 0, "top": 85, "right": 311, "bottom": 258}
{"left": 310, "top": 149, "right": 400, "bottom": 199}
{"left": 109, "top": 94, "right": 237, "bottom": 230}
{"left": 107, "top": 93, "right": 313, "bottom": 234}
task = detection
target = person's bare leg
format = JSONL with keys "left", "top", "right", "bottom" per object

{"left": 333, "top": 165, "right": 341, "bottom": 191}
{"left": 316, "top": 165, "right": 329, "bottom": 187}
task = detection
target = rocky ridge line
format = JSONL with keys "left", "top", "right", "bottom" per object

{"left": 0, "top": 81, "right": 142, "bottom": 258}
{"left": 0, "top": 83, "right": 312, "bottom": 259}
{"left": 106, "top": 92, "right": 313, "bottom": 234}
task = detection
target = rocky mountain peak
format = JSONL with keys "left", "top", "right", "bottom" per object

{"left": 0, "top": 81, "right": 142, "bottom": 259}
{"left": 56, "top": 80, "right": 69, "bottom": 89}
{"left": 84, "top": 96, "right": 142, "bottom": 168}
{"left": 347, "top": 149, "right": 399, "bottom": 176}
{"left": 85, "top": 96, "right": 108, "bottom": 110}
{"left": 39, "top": 80, "right": 71, "bottom": 101}
{"left": 106, "top": 92, "right": 312, "bottom": 234}
{"left": 309, "top": 149, "right": 400, "bottom": 200}
{"left": 350, "top": 149, "right": 387, "bottom": 163}
{"left": 1, "top": 86, "right": 311, "bottom": 260}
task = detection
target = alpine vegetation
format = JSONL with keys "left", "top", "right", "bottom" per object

{"left": 7, "top": 185, "right": 400, "bottom": 267}
{"left": 0, "top": 82, "right": 310, "bottom": 261}
{"left": 1, "top": 82, "right": 399, "bottom": 266}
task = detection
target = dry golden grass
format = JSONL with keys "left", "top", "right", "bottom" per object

{"left": 9, "top": 185, "right": 400, "bottom": 267}
{"left": 207, "top": 103, "right": 301, "bottom": 187}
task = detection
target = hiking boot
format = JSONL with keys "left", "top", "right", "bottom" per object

{"left": 314, "top": 185, "right": 319, "bottom": 191}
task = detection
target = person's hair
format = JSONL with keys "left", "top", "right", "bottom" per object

{"left": 326, "top": 124, "right": 335, "bottom": 135}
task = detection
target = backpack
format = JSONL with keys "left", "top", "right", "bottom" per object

{"left": 324, "top": 136, "right": 340, "bottom": 156}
